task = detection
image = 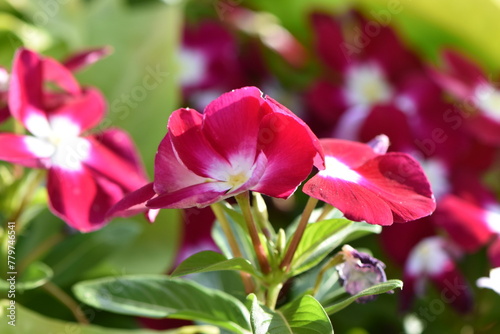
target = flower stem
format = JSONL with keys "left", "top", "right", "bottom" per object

{"left": 210, "top": 202, "right": 255, "bottom": 293}
{"left": 280, "top": 197, "right": 318, "bottom": 273}
{"left": 266, "top": 282, "right": 283, "bottom": 310}
{"left": 311, "top": 253, "right": 344, "bottom": 296}
{"left": 316, "top": 204, "right": 334, "bottom": 222}
{"left": 42, "top": 281, "right": 89, "bottom": 324}
{"left": 235, "top": 192, "right": 271, "bottom": 275}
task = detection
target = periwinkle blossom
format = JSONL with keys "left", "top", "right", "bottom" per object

{"left": 432, "top": 49, "right": 500, "bottom": 145}
{"left": 109, "top": 86, "right": 324, "bottom": 215}
{"left": 402, "top": 236, "right": 473, "bottom": 313}
{"left": 303, "top": 135, "right": 436, "bottom": 226}
{"left": 337, "top": 245, "right": 390, "bottom": 303}
{"left": 304, "top": 10, "right": 440, "bottom": 152}
{"left": 0, "top": 48, "right": 148, "bottom": 232}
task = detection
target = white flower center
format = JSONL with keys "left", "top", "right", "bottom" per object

{"left": 24, "top": 115, "right": 90, "bottom": 171}
{"left": 319, "top": 156, "right": 361, "bottom": 183}
{"left": 406, "top": 237, "right": 450, "bottom": 277}
{"left": 344, "top": 63, "right": 393, "bottom": 107}
{"left": 473, "top": 83, "right": 500, "bottom": 122}
{"left": 177, "top": 48, "right": 208, "bottom": 87}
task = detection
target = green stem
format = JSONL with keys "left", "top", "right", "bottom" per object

{"left": 210, "top": 202, "right": 255, "bottom": 294}
{"left": 315, "top": 204, "right": 334, "bottom": 222}
{"left": 280, "top": 197, "right": 318, "bottom": 273}
{"left": 266, "top": 283, "right": 283, "bottom": 310}
{"left": 43, "top": 281, "right": 89, "bottom": 324}
{"left": 311, "top": 253, "right": 344, "bottom": 296}
{"left": 235, "top": 192, "right": 271, "bottom": 275}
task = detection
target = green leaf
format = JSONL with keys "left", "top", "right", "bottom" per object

{"left": 0, "top": 261, "right": 52, "bottom": 291}
{"left": 0, "top": 299, "right": 219, "bottom": 334}
{"left": 171, "top": 251, "right": 262, "bottom": 279}
{"left": 324, "top": 279, "right": 403, "bottom": 315}
{"left": 289, "top": 219, "right": 380, "bottom": 276}
{"left": 74, "top": 275, "right": 251, "bottom": 334}
{"left": 248, "top": 294, "right": 333, "bottom": 334}
{"left": 42, "top": 220, "right": 141, "bottom": 286}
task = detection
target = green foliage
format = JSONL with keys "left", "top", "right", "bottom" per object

{"left": 0, "top": 261, "right": 52, "bottom": 291}
{"left": 172, "top": 251, "right": 262, "bottom": 279}
{"left": 324, "top": 279, "right": 403, "bottom": 315}
{"left": 249, "top": 294, "right": 334, "bottom": 334}
{"left": 289, "top": 219, "right": 381, "bottom": 276}
{"left": 73, "top": 275, "right": 252, "bottom": 334}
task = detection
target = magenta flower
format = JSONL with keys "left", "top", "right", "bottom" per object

{"left": 110, "top": 86, "right": 323, "bottom": 214}
{"left": 0, "top": 48, "right": 148, "bottom": 232}
{"left": 403, "top": 236, "right": 473, "bottom": 313}
{"left": 303, "top": 136, "right": 435, "bottom": 226}
{"left": 432, "top": 49, "right": 500, "bottom": 145}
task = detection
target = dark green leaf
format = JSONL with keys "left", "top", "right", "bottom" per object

{"left": 171, "top": 251, "right": 262, "bottom": 279}
{"left": 248, "top": 294, "right": 333, "bottom": 334}
{"left": 74, "top": 275, "right": 251, "bottom": 334}
{"left": 324, "top": 279, "right": 403, "bottom": 315}
{"left": 0, "top": 261, "right": 52, "bottom": 291}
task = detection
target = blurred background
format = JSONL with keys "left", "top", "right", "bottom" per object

{"left": 0, "top": 0, "right": 500, "bottom": 333}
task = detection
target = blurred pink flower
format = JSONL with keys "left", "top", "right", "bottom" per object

{"left": 0, "top": 48, "right": 148, "bottom": 232}
{"left": 432, "top": 49, "right": 500, "bottom": 146}
{"left": 303, "top": 136, "right": 435, "bottom": 226}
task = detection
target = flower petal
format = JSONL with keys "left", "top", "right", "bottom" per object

{"left": 106, "top": 182, "right": 157, "bottom": 220}
{"left": 310, "top": 12, "right": 348, "bottom": 71}
{"left": 146, "top": 182, "right": 228, "bottom": 209}
{"left": 488, "top": 237, "right": 500, "bottom": 268}
{"left": 168, "top": 108, "right": 229, "bottom": 178}
{"left": 50, "top": 87, "right": 106, "bottom": 133}
{"left": 252, "top": 112, "right": 321, "bottom": 198}
{"left": 154, "top": 132, "right": 207, "bottom": 194}
{"left": 202, "top": 86, "right": 265, "bottom": 162}
{"left": 42, "top": 56, "right": 80, "bottom": 94}
{"left": 84, "top": 136, "right": 148, "bottom": 192}
{"left": 62, "top": 46, "right": 113, "bottom": 72}
{"left": 0, "top": 134, "right": 52, "bottom": 168}
{"left": 47, "top": 166, "right": 119, "bottom": 232}
{"left": 8, "top": 48, "right": 46, "bottom": 129}
{"left": 433, "top": 195, "right": 495, "bottom": 252}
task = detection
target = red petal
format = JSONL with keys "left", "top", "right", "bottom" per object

{"left": 94, "top": 128, "right": 148, "bottom": 181}
{"left": 47, "top": 166, "right": 119, "bottom": 232}
{"left": 8, "top": 48, "right": 46, "bottom": 129}
{"left": 356, "top": 153, "right": 435, "bottom": 223}
{"left": 154, "top": 132, "right": 207, "bottom": 194}
{"left": 252, "top": 112, "right": 321, "bottom": 198}
{"left": 51, "top": 88, "right": 106, "bottom": 133}
{"left": 146, "top": 182, "right": 227, "bottom": 209}
{"left": 0, "top": 134, "right": 51, "bottom": 168}
{"left": 441, "top": 49, "right": 486, "bottom": 87}
{"left": 84, "top": 137, "right": 148, "bottom": 192}
{"left": 431, "top": 266, "right": 474, "bottom": 314}
{"left": 318, "top": 138, "right": 378, "bottom": 168}
{"left": 168, "top": 108, "right": 229, "bottom": 178}
{"left": 433, "top": 195, "right": 495, "bottom": 252}
{"left": 203, "top": 86, "right": 265, "bottom": 162}
{"left": 106, "top": 182, "right": 156, "bottom": 219}
{"left": 63, "top": 46, "right": 113, "bottom": 72}
{"left": 310, "top": 12, "right": 349, "bottom": 71}
{"left": 42, "top": 56, "right": 80, "bottom": 94}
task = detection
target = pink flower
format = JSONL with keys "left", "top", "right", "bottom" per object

{"left": 0, "top": 48, "right": 147, "bottom": 232}
{"left": 110, "top": 86, "right": 323, "bottom": 215}
{"left": 432, "top": 49, "right": 500, "bottom": 145}
{"left": 402, "top": 236, "right": 473, "bottom": 313}
{"left": 303, "top": 135, "right": 435, "bottom": 226}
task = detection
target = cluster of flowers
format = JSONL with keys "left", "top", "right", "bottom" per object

{"left": 173, "top": 8, "right": 500, "bottom": 309}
